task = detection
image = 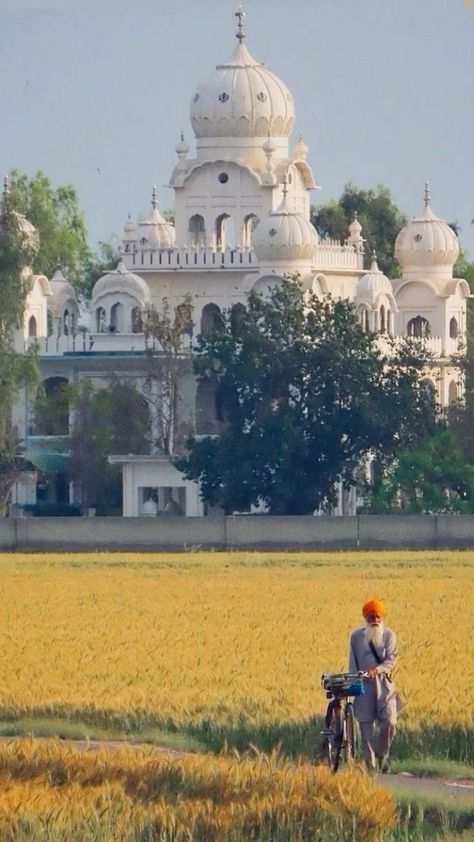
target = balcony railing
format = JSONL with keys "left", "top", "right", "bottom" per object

{"left": 123, "top": 247, "right": 256, "bottom": 271}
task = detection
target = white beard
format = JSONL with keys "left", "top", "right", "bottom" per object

{"left": 364, "top": 622, "right": 384, "bottom": 648}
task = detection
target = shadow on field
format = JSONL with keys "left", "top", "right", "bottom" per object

{"left": 185, "top": 717, "right": 474, "bottom": 766}
{"left": 1, "top": 706, "right": 473, "bottom": 766}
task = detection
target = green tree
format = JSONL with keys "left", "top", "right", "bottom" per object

{"left": 178, "top": 279, "right": 436, "bottom": 515}
{"left": 0, "top": 196, "right": 39, "bottom": 512}
{"left": 80, "top": 240, "right": 116, "bottom": 301}
{"left": 7, "top": 169, "right": 118, "bottom": 301}
{"left": 143, "top": 296, "right": 194, "bottom": 457}
{"left": 68, "top": 378, "right": 149, "bottom": 512}
{"left": 363, "top": 428, "right": 474, "bottom": 513}
{"left": 7, "top": 170, "right": 90, "bottom": 287}
{"left": 312, "top": 183, "right": 407, "bottom": 277}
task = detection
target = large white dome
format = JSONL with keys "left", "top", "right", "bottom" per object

{"left": 190, "top": 27, "right": 295, "bottom": 140}
{"left": 395, "top": 186, "right": 459, "bottom": 278}
{"left": 253, "top": 189, "right": 318, "bottom": 263}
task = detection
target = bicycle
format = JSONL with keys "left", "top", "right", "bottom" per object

{"left": 320, "top": 671, "right": 365, "bottom": 772}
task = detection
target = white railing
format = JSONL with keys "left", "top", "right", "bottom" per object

{"left": 314, "top": 239, "right": 364, "bottom": 270}
{"left": 27, "top": 332, "right": 194, "bottom": 356}
{"left": 123, "top": 247, "right": 256, "bottom": 272}
{"left": 375, "top": 335, "right": 465, "bottom": 358}
{"left": 27, "top": 334, "right": 91, "bottom": 355}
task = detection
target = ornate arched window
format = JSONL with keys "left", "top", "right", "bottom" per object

{"left": 386, "top": 309, "right": 392, "bottom": 336}
{"left": 63, "top": 309, "right": 69, "bottom": 336}
{"left": 96, "top": 307, "right": 106, "bottom": 333}
{"left": 110, "top": 302, "right": 122, "bottom": 333}
{"left": 131, "top": 306, "right": 143, "bottom": 334}
{"left": 28, "top": 315, "right": 37, "bottom": 337}
{"left": 243, "top": 213, "right": 259, "bottom": 250}
{"left": 359, "top": 307, "right": 369, "bottom": 333}
{"left": 448, "top": 380, "right": 458, "bottom": 404}
{"left": 449, "top": 317, "right": 459, "bottom": 339}
{"left": 379, "top": 305, "right": 386, "bottom": 334}
{"left": 188, "top": 214, "right": 206, "bottom": 249}
{"left": 200, "top": 303, "right": 223, "bottom": 334}
{"left": 407, "top": 315, "right": 430, "bottom": 338}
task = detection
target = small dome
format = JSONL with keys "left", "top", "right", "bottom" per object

{"left": 92, "top": 259, "right": 150, "bottom": 305}
{"left": 190, "top": 14, "right": 294, "bottom": 140}
{"left": 175, "top": 133, "right": 190, "bottom": 157}
{"left": 356, "top": 254, "right": 392, "bottom": 300}
{"left": 348, "top": 214, "right": 363, "bottom": 243}
{"left": 394, "top": 183, "right": 459, "bottom": 277}
{"left": 137, "top": 187, "right": 176, "bottom": 249}
{"left": 122, "top": 214, "right": 136, "bottom": 243}
{"left": 48, "top": 267, "right": 77, "bottom": 309}
{"left": 253, "top": 185, "right": 318, "bottom": 263}
{"left": 292, "top": 133, "right": 308, "bottom": 159}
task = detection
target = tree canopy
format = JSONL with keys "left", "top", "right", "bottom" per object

{"left": 68, "top": 379, "right": 149, "bottom": 512}
{"left": 0, "top": 198, "right": 39, "bottom": 512}
{"left": 312, "top": 183, "right": 407, "bottom": 278}
{"left": 6, "top": 170, "right": 116, "bottom": 300}
{"left": 178, "top": 279, "right": 437, "bottom": 515}
{"left": 363, "top": 427, "right": 474, "bottom": 514}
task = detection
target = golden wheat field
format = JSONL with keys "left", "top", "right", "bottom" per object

{"left": 0, "top": 739, "right": 396, "bottom": 841}
{"left": 0, "top": 550, "right": 472, "bottom": 731}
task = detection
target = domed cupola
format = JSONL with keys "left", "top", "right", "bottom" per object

{"left": 190, "top": 8, "right": 295, "bottom": 140}
{"left": 394, "top": 182, "right": 459, "bottom": 281}
{"left": 252, "top": 178, "right": 318, "bottom": 263}
{"left": 137, "top": 187, "right": 176, "bottom": 249}
{"left": 92, "top": 257, "right": 150, "bottom": 306}
{"left": 356, "top": 252, "right": 393, "bottom": 302}
{"left": 0, "top": 174, "right": 39, "bottom": 255}
{"left": 49, "top": 266, "right": 77, "bottom": 311}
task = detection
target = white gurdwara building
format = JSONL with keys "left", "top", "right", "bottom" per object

{"left": 7, "top": 7, "right": 470, "bottom": 517}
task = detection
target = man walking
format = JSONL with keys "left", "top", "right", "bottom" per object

{"left": 348, "top": 598, "right": 398, "bottom": 773}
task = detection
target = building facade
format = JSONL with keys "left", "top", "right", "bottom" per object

{"left": 5, "top": 8, "right": 470, "bottom": 516}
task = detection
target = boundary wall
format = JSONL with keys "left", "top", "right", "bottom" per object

{"left": 1, "top": 514, "right": 474, "bottom": 551}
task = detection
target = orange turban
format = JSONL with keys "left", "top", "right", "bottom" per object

{"left": 362, "top": 598, "right": 385, "bottom": 618}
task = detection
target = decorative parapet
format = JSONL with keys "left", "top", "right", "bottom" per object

{"left": 314, "top": 238, "right": 364, "bottom": 270}
{"left": 123, "top": 247, "right": 256, "bottom": 272}
{"left": 375, "top": 335, "right": 465, "bottom": 359}
{"left": 26, "top": 331, "right": 194, "bottom": 357}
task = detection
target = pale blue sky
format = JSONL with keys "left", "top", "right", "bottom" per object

{"left": 0, "top": 0, "right": 473, "bottom": 258}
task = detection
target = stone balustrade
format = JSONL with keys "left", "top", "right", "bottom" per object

{"left": 124, "top": 247, "right": 256, "bottom": 272}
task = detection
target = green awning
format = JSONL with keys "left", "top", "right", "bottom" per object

{"left": 24, "top": 436, "right": 70, "bottom": 474}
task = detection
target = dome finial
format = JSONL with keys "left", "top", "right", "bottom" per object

{"left": 235, "top": 5, "right": 246, "bottom": 42}
{"left": 424, "top": 179, "right": 431, "bottom": 208}
{"left": 151, "top": 185, "right": 158, "bottom": 210}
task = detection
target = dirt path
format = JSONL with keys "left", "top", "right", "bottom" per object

{"left": 382, "top": 771, "right": 474, "bottom": 802}
{"left": 1, "top": 736, "right": 473, "bottom": 803}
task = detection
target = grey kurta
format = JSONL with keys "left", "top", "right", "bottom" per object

{"left": 347, "top": 625, "right": 398, "bottom": 723}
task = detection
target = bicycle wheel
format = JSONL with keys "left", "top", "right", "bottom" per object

{"left": 343, "top": 702, "right": 355, "bottom": 763}
{"left": 323, "top": 700, "right": 343, "bottom": 772}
